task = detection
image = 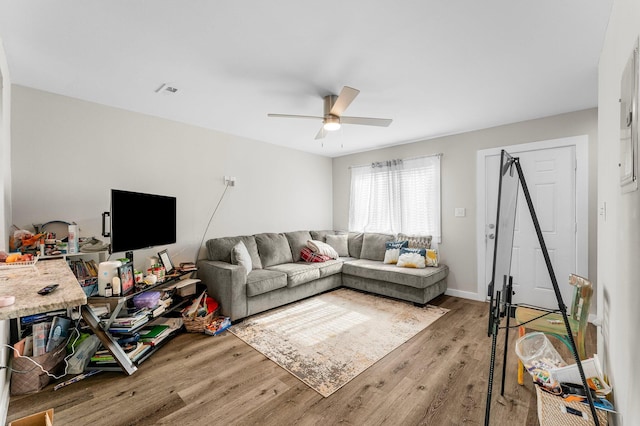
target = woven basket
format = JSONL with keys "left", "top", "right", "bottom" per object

{"left": 183, "top": 310, "right": 217, "bottom": 333}
{"left": 536, "top": 386, "right": 608, "bottom": 426}
{"left": 11, "top": 339, "right": 67, "bottom": 395}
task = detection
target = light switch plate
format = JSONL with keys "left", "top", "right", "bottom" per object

{"left": 455, "top": 207, "right": 466, "bottom": 217}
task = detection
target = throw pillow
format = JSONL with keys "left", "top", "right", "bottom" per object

{"left": 397, "top": 247, "right": 427, "bottom": 269}
{"left": 360, "top": 233, "right": 395, "bottom": 261}
{"left": 306, "top": 240, "right": 339, "bottom": 259}
{"left": 383, "top": 240, "right": 409, "bottom": 264}
{"left": 300, "top": 247, "right": 332, "bottom": 263}
{"left": 397, "top": 233, "right": 432, "bottom": 250}
{"left": 325, "top": 234, "right": 349, "bottom": 257}
{"left": 426, "top": 249, "right": 439, "bottom": 267}
{"left": 230, "top": 241, "right": 252, "bottom": 275}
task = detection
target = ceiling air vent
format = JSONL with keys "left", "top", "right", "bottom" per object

{"left": 155, "top": 83, "right": 179, "bottom": 94}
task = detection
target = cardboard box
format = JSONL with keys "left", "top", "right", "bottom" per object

{"left": 9, "top": 408, "right": 54, "bottom": 426}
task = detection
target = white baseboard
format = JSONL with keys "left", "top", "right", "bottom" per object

{"left": 444, "top": 288, "right": 487, "bottom": 302}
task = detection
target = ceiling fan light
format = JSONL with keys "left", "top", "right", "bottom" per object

{"left": 323, "top": 117, "right": 341, "bottom": 131}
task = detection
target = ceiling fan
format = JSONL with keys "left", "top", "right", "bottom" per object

{"left": 268, "top": 86, "right": 393, "bottom": 139}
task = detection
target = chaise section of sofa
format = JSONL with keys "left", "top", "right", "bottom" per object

{"left": 341, "top": 231, "right": 448, "bottom": 305}
{"left": 342, "top": 260, "right": 448, "bottom": 305}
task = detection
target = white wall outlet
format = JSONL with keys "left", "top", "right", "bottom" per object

{"left": 454, "top": 207, "right": 466, "bottom": 217}
{"left": 224, "top": 176, "right": 236, "bottom": 186}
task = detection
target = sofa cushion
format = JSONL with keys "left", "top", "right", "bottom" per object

{"left": 360, "top": 233, "right": 395, "bottom": 261}
{"left": 326, "top": 234, "right": 349, "bottom": 257}
{"left": 342, "top": 259, "right": 448, "bottom": 289}
{"left": 230, "top": 241, "right": 252, "bottom": 275}
{"left": 348, "top": 232, "right": 364, "bottom": 258}
{"left": 255, "top": 233, "right": 294, "bottom": 267}
{"left": 206, "top": 235, "right": 263, "bottom": 269}
{"left": 246, "top": 269, "right": 287, "bottom": 297}
{"left": 285, "top": 231, "right": 312, "bottom": 262}
{"left": 267, "top": 263, "right": 321, "bottom": 288}
{"left": 315, "top": 259, "right": 344, "bottom": 278}
{"left": 310, "top": 230, "right": 335, "bottom": 242}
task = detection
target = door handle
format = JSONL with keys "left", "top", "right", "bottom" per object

{"left": 488, "top": 234, "right": 495, "bottom": 239}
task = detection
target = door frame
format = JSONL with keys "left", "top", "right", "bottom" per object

{"left": 475, "top": 135, "right": 589, "bottom": 300}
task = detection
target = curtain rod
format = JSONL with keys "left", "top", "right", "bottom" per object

{"left": 348, "top": 153, "right": 442, "bottom": 169}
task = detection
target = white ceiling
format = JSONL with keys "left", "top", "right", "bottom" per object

{"left": 0, "top": 1, "right": 612, "bottom": 157}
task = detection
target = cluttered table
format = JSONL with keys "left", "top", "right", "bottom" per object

{"left": 0, "top": 258, "right": 87, "bottom": 320}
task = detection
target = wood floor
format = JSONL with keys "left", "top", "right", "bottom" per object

{"left": 7, "top": 295, "right": 596, "bottom": 425}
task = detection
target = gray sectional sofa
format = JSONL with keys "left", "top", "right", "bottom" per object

{"left": 197, "top": 230, "right": 449, "bottom": 321}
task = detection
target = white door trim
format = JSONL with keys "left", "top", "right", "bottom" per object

{"left": 475, "top": 135, "right": 589, "bottom": 300}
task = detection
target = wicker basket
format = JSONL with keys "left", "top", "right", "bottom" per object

{"left": 183, "top": 310, "right": 217, "bottom": 333}
{"left": 536, "top": 386, "right": 608, "bottom": 425}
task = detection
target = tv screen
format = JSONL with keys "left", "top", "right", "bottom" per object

{"left": 110, "top": 189, "right": 177, "bottom": 253}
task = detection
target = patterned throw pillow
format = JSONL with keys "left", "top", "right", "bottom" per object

{"left": 383, "top": 241, "right": 409, "bottom": 264}
{"left": 425, "top": 249, "right": 439, "bottom": 267}
{"left": 397, "top": 247, "right": 427, "bottom": 269}
{"left": 300, "top": 247, "right": 332, "bottom": 263}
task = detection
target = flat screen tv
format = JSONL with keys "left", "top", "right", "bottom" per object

{"left": 108, "top": 189, "right": 177, "bottom": 253}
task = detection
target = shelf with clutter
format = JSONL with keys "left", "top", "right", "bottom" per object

{"left": 80, "top": 249, "right": 204, "bottom": 375}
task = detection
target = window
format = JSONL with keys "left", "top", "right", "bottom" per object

{"left": 348, "top": 155, "right": 441, "bottom": 242}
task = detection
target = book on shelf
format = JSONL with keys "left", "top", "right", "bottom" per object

{"left": 91, "top": 341, "right": 151, "bottom": 364}
{"left": 69, "top": 259, "right": 99, "bottom": 280}
{"left": 20, "top": 309, "right": 67, "bottom": 327}
{"left": 45, "top": 316, "right": 71, "bottom": 352}
{"left": 108, "top": 316, "right": 149, "bottom": 333}
{"left": 112, "top": 308, "right": 150, "bottom": 326}
{"left": 138, "top": 324, "right": 171, "bottom": 346}
{"left": 178, "top": 262, "right": 197, "bottom": 272}
{"left": 32, "top": 321, "right": 51, "bottom": 356}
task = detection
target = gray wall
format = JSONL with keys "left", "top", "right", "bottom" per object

{"left": 10, "top": 86, "right": 334, "bottom": 272}
{"left": 333, "top": 109, "right": 598, "bottom": 299}
{"left": 597, "top": 0, "right": 640, "bottom": 423}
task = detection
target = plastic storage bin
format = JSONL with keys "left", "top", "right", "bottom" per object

{"left": 515, "top": 332, "right": 567, "bottom": 389}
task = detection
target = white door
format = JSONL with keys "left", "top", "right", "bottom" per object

{"left": 483, "top": 146, "right": 576, "bottom": 309}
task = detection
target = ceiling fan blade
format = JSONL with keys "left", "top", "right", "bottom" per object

{"left": 330, "top": 86, "right": 360, "bottom": 116}
{"left": 340, "top": 116, "right": 393, "bottom": 127}
{"left": 267, "top": 113, "right": 323, "bottom": 120}
{"left": 315, "top": 126, "right": 326, "bottom": 140}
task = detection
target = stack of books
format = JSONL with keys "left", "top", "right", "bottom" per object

{"left": 91, "top": 317, "right": 184, "bottom": 366}
{"left": 91, "top": 341, "right": 150, "bottom": 365}
{"left": 108, "top": 309, "right": 150, "bottom": 333}
{"left": 177, "top": 262, "right": 197, "bottom": 272}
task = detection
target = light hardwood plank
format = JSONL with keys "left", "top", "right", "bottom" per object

{"left": 7, "top": 295, "right": 596, "bottom": 425}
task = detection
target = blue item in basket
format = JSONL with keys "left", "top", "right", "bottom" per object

{"left": 133, "top": 291, "right": 161, "bottom": 309}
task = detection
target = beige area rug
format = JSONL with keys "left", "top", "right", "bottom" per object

{"left": 229, "top": 288, "right": 449, "bottom": 397}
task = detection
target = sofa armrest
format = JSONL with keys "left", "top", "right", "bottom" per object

{"left": 197, "top": 260, "right": 248, "bottom": 321}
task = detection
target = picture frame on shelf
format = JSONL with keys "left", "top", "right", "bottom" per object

{"left": 158, "top": 249, "right": 174, "bottom": 274}
{"left": 119, "top": 262, "right": 135, "bottom": 295}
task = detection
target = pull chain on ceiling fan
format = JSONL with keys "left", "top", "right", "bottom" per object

{"left": 268, "top": 86, "right": 393, "bottom": 140}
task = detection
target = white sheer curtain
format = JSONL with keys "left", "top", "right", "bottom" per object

{"left": 348, "top": 155, "right": 441, "bottom": 242}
